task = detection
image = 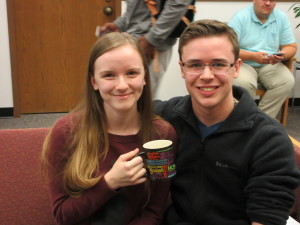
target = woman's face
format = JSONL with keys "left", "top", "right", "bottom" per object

{"left": 91, "top": 44, "right": 146, "bottom": 115}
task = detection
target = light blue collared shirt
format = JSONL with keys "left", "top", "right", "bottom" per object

{"left": 228, "top": 4, "right": 295, "bottom": 67}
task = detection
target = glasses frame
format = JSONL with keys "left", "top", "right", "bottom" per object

{"left": 261, "top": 0, "right": 277, "bottom": 4}
{"left": 181, "top": 60, "right": 236, "bottom": 76}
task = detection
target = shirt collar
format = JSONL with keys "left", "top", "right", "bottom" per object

{"left": 250, "top": 4, "right": 276, "bottom": 26}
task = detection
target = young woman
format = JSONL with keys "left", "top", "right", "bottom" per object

{"left": 41, "top": 32, "right": 177, "bottom": 225}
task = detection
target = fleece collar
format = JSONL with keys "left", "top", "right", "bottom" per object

{"left": 171, "top": 86, "right": 257, "bottom": 133}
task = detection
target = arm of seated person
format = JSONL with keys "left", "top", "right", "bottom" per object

{"left": 280, "top": 43, "right": 297, "bottom": 61}
{"left": 269, "top": 43, "right": 297, "bottom": 65}
{"left": 240, "top": 49, "right": 269, "bottom": 64}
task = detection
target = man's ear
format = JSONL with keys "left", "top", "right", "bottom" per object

{"left": 233, "top": 58, "right": 242, "bottom": 79}
{"left": 179, "top": 61, "right": 185, "bottom": 79}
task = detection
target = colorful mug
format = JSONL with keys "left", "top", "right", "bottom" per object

{"left": 139, "top": 139, "right": 176, "bottom": 181}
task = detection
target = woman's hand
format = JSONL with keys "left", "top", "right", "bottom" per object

{"left": 104, "top": 148, "right": 147, "bottom": 190}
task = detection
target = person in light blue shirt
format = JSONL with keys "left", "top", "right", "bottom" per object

{"left": 228, "top": 0, "right": 297, "bottom": 119}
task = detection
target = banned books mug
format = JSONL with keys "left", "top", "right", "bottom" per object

{"left": 138, "top": 139, "right": 176, "bottom": 181}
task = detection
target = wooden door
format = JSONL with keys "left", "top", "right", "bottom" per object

{"left": 7, "top": 0, "right": 121, "bottom": 116}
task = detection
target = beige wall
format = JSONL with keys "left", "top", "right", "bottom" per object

{"left": 156, "top": 1, "right": 300, "bottom": 100}
{"left": 1, "top": 1, "right": 299, "bottom": 107}
{"left": 0, "top": 1, "right": 13, "bottom": 108}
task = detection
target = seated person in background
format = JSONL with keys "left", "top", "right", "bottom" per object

{"left": 154, "top": 19, "right": 300, "bottom": 225}
{"left": 41, "top": 32, "right": 177, "bottom": 225}
{"left": 228, "top": 0, "right": 297, "bottom": 119}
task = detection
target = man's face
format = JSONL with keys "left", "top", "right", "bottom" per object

{"left": 179, "top": 35, "right": 241, "bottom": 113}
{"left": 253, "top": 0, "right": 276, "bottom": 19}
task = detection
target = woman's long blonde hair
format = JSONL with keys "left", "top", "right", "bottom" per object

{"left": 41, "top": 32, "right": 154, "bottom": 197}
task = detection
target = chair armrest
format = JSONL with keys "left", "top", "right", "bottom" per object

{"left": 283, "top": 57, "right": 296, "bottom": 72}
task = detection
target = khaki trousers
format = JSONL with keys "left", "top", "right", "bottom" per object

{"left": 149, "top": 47, "right": 173, "bottom": 98}
{"left": 234, "top": 62, "right": 295, "bottom": 118}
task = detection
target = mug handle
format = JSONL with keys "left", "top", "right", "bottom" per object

{"left": 135, "top": 151, "right": 146, "bottom": 158}
{"left": 135, "top": 151, "right": 149, "bottom": 178}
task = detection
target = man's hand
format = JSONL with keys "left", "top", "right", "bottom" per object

{"left": 268, "top": 52, "right": 285, "bottom": 65}
{"left": 253, "top": 52, "right": 270, "bottom": 64}
{"left": 138, "top": 36, "right": 155, "bottom": 62}
{"left": 98, "top": 22, "right": 119, "bottom": 36}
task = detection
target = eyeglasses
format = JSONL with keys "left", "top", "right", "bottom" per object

{"left": 261, "top": 0, "right": 276, "bottom": 4}
{"left": 181, "top": 60, "right": 235, "bottom": 76}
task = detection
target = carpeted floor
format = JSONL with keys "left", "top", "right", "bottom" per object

{"left": 0, "top": 107, "right": 300, "bottom": 141}
{"left": 0, "top": 113, "right": 66, "bottom": 130}
{"left": 283, "top": 107, "right": 300, "bottom": 141}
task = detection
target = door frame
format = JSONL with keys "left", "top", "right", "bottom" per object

{"left": 6, "top": 0, "right": 122, "bottom": 117}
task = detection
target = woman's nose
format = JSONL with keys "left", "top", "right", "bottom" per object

{"left": 115, "top": 76, "right": 129, "bottom": 89}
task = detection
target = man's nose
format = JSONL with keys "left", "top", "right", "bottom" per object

{"left": 199, "top": 65, "right": 214, "bottom": 79}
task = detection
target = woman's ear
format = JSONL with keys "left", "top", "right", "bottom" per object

{"left": 90, "top": 76, "right": 98, "bottom": 90}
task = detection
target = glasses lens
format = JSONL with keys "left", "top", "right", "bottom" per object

{"left": 210, "top": 62, "right": 231, "bottom": 74}
{"left": 183, "top": 61, "right": 232, "bottom": 75}
{"left": 184, "top": 61, "right": 203, "bottom": 74}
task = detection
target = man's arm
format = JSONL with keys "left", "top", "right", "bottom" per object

{"left": 239, "top": 50, "right": 270, "bottom": 64}
{"left": 246, "top": 126, "right": 300, "bottom": 225}
{"left": 240, "top": 42, "right": 297, "bottom": 65}
{"left": 266, "top": 10, "right": 297, "bottom": 65}
{"left": 145, "top": 0, "right": 193, "bottom": 46}
{"left": 268, "top": 43, "right": 297, "bottom": 65}
{"left": 138, "top": 36, "right": 155, "bottom": 62}
{"left": 280, "top": 43, "right": 297, "bottom": 61}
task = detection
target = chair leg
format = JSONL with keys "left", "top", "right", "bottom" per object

{"left": 280, "top": 98, "right": 289, "bottom": 127}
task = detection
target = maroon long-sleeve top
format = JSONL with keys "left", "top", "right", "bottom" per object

{"left": 46, "top": 114, "right": 177, "bottom": 225}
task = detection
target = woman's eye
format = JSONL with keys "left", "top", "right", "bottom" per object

{"left": 127, "top": 71, "right": 139, "bottom": 76}
{"left": 102, "top": 73, "right": 114, "bottom": 78}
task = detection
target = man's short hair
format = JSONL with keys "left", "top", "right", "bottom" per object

{"left": 178, "top": 19, "right": 240, "bottom": 61}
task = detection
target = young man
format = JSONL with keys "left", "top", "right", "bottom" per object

{"left": 155, "top": 19, "right": 300, "bottom": 225}
{"left": 228, "top": 0, "right": 297, "bottom": 118}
